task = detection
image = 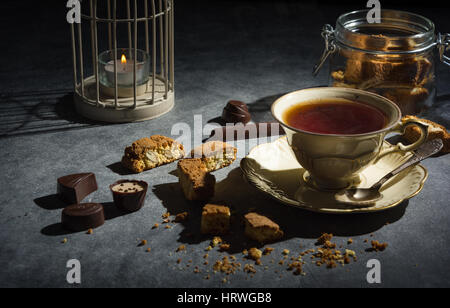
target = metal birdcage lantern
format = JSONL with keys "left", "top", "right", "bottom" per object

{"left": 70, "top": 0, "right": 174, "bottom": 123}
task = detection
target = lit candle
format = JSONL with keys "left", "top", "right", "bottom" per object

{"left": 99, "top": 49, "right": 150, "bottom": 98}
{"left": 104, "top": 54, "right": 145, "bottom": 87}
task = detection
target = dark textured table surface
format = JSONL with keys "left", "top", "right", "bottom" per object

{"left": 0, "top": 0, "right": 449, "bottom": 288}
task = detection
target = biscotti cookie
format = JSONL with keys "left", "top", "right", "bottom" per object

{"left": 244, "top": 212, "right": 284, "bottom": 244}
{"left": 402, "top": 115, "right": 449, "bottom": 154}
{"left": 122, "top": 135, "right": 185, "bottom": 173}
{"left": 201, "top": 204, "right": 231, "bottom": 235}
{"left": 190, "top": 141, "right": 237, "bottom": 172}
{"left": 177, "top": 159, "right": 215, "bottom": 201}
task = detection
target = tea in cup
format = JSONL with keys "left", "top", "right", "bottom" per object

{"left": 271, "top": 87, "right": 428, "bottom": 190}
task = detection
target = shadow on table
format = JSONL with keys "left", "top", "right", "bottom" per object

{"left": 0, "top": 91, "right": 112, "bottom": 139}
{"left": 106, "top": 162, "right": 137, "bottom": 176}
{"left": 34, "top": 194, "right": 67, "bottom": 210}
{"left": 153, "top": 167, "right": 407, "bottom": 254}
{"left": 40, "top": 202, "right": 129, "bottom": 236}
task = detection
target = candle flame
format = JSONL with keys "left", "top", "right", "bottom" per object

{"left": 121, "top": 54, "right": 127, "bottom": 64}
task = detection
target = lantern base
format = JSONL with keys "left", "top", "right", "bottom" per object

{"left": 73, "top": 75, "right": 174, "bottom": 123}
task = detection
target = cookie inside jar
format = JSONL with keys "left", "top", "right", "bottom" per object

{"left": 326, "top": 10, "right": 438, "bottom": 115}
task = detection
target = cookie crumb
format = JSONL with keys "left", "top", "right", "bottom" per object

{"left": 317, "top": 233, "right": 333, "bottom": 245}
{"left": 175, "top": 212, "right": 189, "bottom": 223}
{"left": 211, "top": 236, "right": 223, "bottom": 247}
{"left": 371, "top": 241, "right": 388, "bottom": 252}
{"left": 219, "top": 244, "right": 230, "bottom": 251}
{"left": 138, "top": 240, "right": 147, "bottom": 247}
{"left": 248, "top": 248, "right": 262, "bottom": 261}
{"left": 263, "top": 247, "right": 274, "bottom": 255}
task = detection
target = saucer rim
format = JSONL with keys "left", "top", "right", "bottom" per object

{"left": 240, "top": 137, "right": 429, "bottom": 214}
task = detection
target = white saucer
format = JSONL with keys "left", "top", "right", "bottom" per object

{"left": 240, "top": 137, "right": 428, "bottom": 214}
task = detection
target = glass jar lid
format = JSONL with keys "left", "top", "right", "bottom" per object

{"left": 335, "top": 10, "right": 436, "bottom": 54}
{"left": 313, "top": 9, "right": 450, "bottom": 76}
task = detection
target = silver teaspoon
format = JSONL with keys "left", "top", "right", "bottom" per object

{"left": 335, "top": 138, "right": 443, "bottom": 206}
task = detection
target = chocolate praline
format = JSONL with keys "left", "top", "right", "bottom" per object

{"left": 222, "top": 100, "right": 251, "bottom": 124}
{"left": 62, "top": 203, "right": 105, "bottom": 232}
{"left": 110, "top": 180, "right": 148, "bottom": 212}
{"left": 57, "top": 173, "right": 98, "bottom": 204}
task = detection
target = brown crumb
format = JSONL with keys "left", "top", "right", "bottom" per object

{"left": 61, "top": 238, "right": 67, "bottom": 244}
{"left": 162, "top": 212, "right": 170, "bottom": 219}
{"left": 165, "top": 225, "right": 172, "bottom": 229}
{"left": 139, "top": 240, "right": 147, "bottom": 247}
{"left": 152, "top": 223, "right": 159, "bottom": 229}
{"left": 324, "top": 241, "right": 336, "bottom": 249}
{"left": 371, "top": 241, "right": 388, "bottom": 252}
{"left": 247, "top": 248, "right": 262, "bottom": 261}
{"left": 213, "top": 256, "right": 241, "bottom": 275}
{"left": 244, "top": 264, "right": 257, "bottom": 274}
{"left": 146, "top": 247, "right": 151, "bottom": 253}
{"left": 211, "top": 236, "right": 223, "bottom": 247}
{"left": 317, "top": 233, "right": 333, "bottom": 245}
{"left": 174, "top": 212, "right": 189, "bottom": 223}
{"left": 219, "top": 244, "right": 231, "bottom": 251}
{"left": 282, "top": 249, "right": 290, "bottom": 255}
{"left": 176, "top": 258, "right": 182, "bottom": 264}
{"left": 176, "top": 245, "right": 186, "bottom": 252}
{"left": 263, "top": 247, "right": 275, "bottom": 255}
{"left": 255, "top": 259, "right": 262, "bottom": 266}
{"left": 327, "top": 260, "right": 337, "bottom": 269}
{"left": 86, "top": 228, "right": 93, "bottom": 235}
{"left": 288, "top": 261, "right": 303, "bottom": 275}
{"left": 347, "top": 238, "right": 353, "bottom": 244}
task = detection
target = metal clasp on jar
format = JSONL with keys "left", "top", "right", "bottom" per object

{"left": 312, "top": 24, "right": 336, "bottom": 77}
{"left": 437, "top": 33, "right": 450, "bottom": 66}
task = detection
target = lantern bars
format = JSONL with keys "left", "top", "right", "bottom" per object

{"left": 70, "top": 0, "right": 175, "bottom": 123}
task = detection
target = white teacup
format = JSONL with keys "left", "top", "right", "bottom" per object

{"left": 271, "top": 87, "right": 428, "bottom": 190}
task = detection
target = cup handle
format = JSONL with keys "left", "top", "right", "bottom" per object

{"left": 374, "top": 119, "right": 429, "bottom": 163}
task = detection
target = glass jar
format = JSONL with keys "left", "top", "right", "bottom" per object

{"left": 313, "top": 10, "right": 450, "bottom": 115}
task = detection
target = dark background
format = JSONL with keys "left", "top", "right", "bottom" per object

{"left": 1, "top": 0, "right": 449, "bottom": 95}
